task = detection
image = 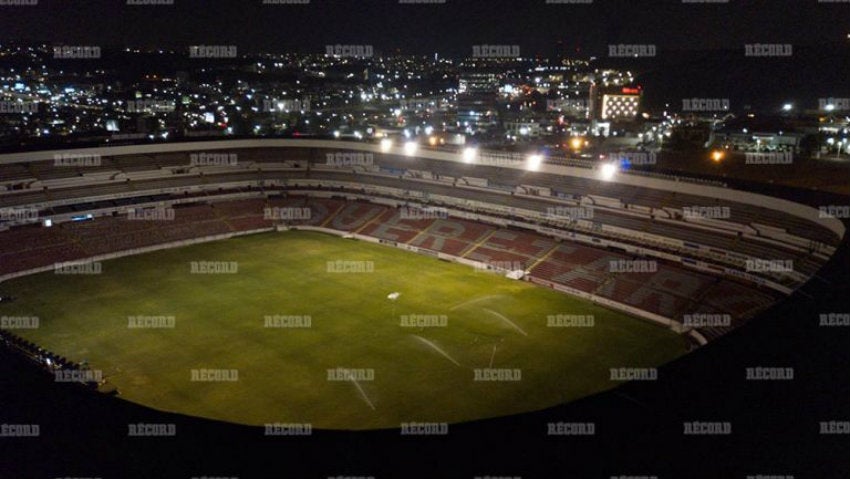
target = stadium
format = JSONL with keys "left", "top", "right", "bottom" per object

{"left": 0, "top": 139, "right": 844, "bottom": 430}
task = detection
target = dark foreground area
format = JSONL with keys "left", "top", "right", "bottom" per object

{"left": 1, "top": 229, "right": 848, "bottom": 478}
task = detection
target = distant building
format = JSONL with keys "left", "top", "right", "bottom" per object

{"left": 457, "top": 68, "right": 501, "bottom": 133}
{"left": 716, "top": 131, "right": 803, "bottom": 152}
{"left": 504, "top": 120, "right": 543, "bottom": 138}
{"left": 714, "top": 117, "right": 804, "bottom": 152}
{"left": 546, "top": 89, "right": 591, "bottom": 119}
{"left": 818, "top": 118, "right": 849, "bottom": 136}
{"left": 591, "top": 85, "right": 642, "bottom": 123}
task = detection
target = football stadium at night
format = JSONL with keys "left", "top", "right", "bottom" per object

{"left": 1, "top": 0, "right": 849, "bottom": 477}
{"left": 2, "top": 138, "right": 848, "bottom": 471}
{"left": 4, "top": 137, "right": 839, "bottom": 427}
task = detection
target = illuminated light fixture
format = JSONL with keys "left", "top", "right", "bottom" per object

{"left": 380, "top": 138, "right": 393, "bottom": 152}
{"left": 570, "top": 137, "right": 583, "bottom": 149}
{"left": 711, "top": 150, "right": 725, "bottom": 163}
{"left": 404, "top": 141, "right": 418, "bottom": 156}
{"left": 527, "top": 154, "right": 543, "bottom": 171}
{"left": 428, "top": 136, "right": 438, "bottom": 146}
{"left": 600, "top": 162, "right": 618, "bottom": 181}
{"left": 462, "top": 147, "right": 478, "bottom": 163}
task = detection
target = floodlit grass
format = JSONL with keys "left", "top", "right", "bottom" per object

{"left": 0, "top": 231, "right": 686, "bottom": 429}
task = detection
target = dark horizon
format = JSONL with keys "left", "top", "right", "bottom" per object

{"left": 1, "top": 0, "right": 849, "bottom": 57}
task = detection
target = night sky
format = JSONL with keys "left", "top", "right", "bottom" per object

{"left": 1, "top": 0, "right": 849, "bottom": 57}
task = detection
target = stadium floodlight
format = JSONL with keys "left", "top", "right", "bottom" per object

{"left": 462, "top": 147, "right": 478, "bottom": 164}
{"left": 380, "top": 138, "right": 393, "bottom": 152}
{"left": 599, "top": 162, "right": 618, "bottom": 181}
{"left": 404, "top": 141, "right": 418, "bottom": 156}
{"left": 527, "top": 154, "right": 543, "bottom": 171}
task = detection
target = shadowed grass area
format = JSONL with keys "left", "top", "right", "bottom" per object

{"left": 0, "top": 230, "right": 686, "bottom": 429}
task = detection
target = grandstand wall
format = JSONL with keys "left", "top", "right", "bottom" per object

{"left": 1, "top": 139, "right": 842, "bottom": 239}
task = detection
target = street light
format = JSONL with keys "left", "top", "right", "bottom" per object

{"left": 570, "top": 137, "right": 583, "bottom": 150}
{"left": 711, "top": 150, "right": 725, "bottom": 163}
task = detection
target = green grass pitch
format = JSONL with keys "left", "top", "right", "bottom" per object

{"left": 0, "top": 230, "right": 686, "bottom": 429}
